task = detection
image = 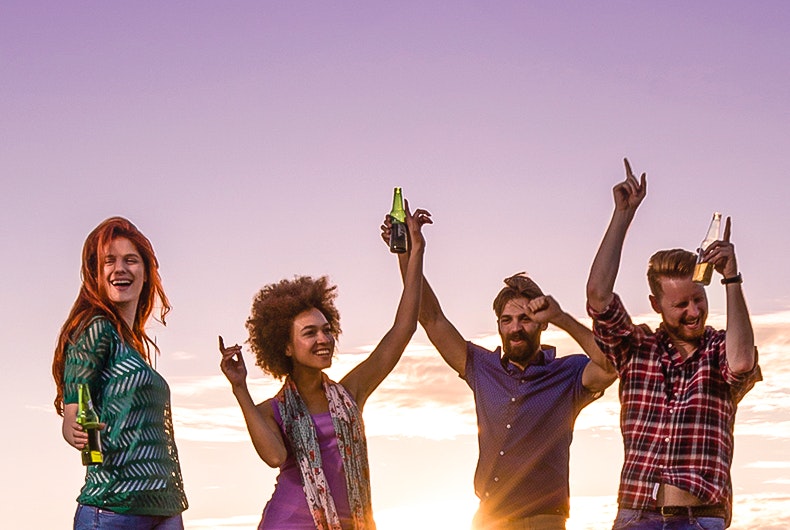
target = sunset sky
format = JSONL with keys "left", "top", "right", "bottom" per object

{"left": 2, "top": 2, "right": 789, "bottom": 529}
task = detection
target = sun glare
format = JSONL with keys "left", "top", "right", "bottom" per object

{"left": 374, "top": 497, "right": 478, "bottom": 530}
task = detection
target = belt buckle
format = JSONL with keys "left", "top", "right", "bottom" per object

{"left": 659, "top": 506, "right": 681, "bottom": 517}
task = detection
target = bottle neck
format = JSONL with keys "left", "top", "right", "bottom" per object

{"left": 390, "top": 191, "right": 405, "bottom": 222}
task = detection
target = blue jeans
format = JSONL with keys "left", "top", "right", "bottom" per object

{"left": 612, "top": 508, "right": 725, "bottom": 530}
{"left": 74, "top": 504, "right": 184, "bottom": 530}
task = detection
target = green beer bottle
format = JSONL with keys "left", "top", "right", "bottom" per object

{"left": 388, "top": 187, "right": 408, "bottom": 254}
{"left": 77, "top": 383, "right": 103, "bottom": 466}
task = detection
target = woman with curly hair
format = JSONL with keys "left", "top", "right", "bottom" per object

{"left": 52, "top": 217, "right": 188, "bottom": 529}
{"left": 219, "top": 203, "right": 431, "bottom": 530}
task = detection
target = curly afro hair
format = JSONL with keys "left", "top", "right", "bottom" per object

{"left": 246, "top": 275, "right": 341, "bottom": 379}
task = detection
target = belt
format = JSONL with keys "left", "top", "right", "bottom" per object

{"left": 651, "top": 504, "right": 726, "bottom": 518}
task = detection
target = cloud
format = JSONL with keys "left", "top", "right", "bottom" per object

{"left": 169, "top": 350, "right": 195, "bottom": 361}
{"left": 744, "top": 461, "right": 790, "bottom": 469}
{"left": 730, "top": 493, "right": 790, "bottom": 529}
{"left": 167, "top": 309, "right": 790, "bottom": 443}
{"left": 169, "top": 374, "right": 282, "bottom": 397}
{"left": 172, "top": 405, "right": 251, "bottom": 443}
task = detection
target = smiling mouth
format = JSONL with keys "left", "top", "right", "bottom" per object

{"left": 110, "top": 279, "right": 133, "bottom": 287}
{"left": 314, "top": 348, "right": 332, "bottom": 357}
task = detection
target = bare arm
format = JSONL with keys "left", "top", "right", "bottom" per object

{"left": 382, "top": 217, "right": 468, "bottom": 377}
{"left": 219, "top": 337, "right": 287, "bottom": 467}
{"left": 341, "top": 204, "right": 431, "bottom": 409}
{"left": 703, "top": 218, "right": 756, "bottom": 373}
{"left": 527, "top": 296, "right": 617, "bottom": 392}
{"left": 416, "top": 274, "right": 468, "bottom": 377}
{"left": 587, "top": 158, "right": 647, "bottom": 312}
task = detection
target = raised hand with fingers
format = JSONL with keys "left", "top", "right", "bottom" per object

{"left": 704, "top": 216, "right": 739, "bottom": 280}
{"left": 613, "top": 158, "right": 647, "bottom": 214}
{"left": 403, "top": 199, "right": 432, "bottom": 254}
{"left": 219, "top": 335, "right": 247, "bottom": 388}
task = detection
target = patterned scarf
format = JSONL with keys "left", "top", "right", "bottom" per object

{"left": 276, "top": 374, "right": 376, "bottom": 530}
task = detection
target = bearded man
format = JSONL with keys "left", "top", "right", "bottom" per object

{"left": 382, "top": 216, "right": 617, "bottom": 530}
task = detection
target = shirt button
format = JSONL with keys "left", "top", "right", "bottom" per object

{"left": 494, "top": 477, "right": 500, "bottom": 482}
{"left": 499, "top": 450, "right": 505, "bottom": 456}
{"left": 506, "top": 424, "right": 511, "bottom": 429}
{"left": 511, "top": 397, "right": 516, "bottom": 402}
{"left": 664, "top": 437, "right": 670, "bottom": 443}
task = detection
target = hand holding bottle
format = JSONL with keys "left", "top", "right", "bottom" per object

{"left": 63, "top": 415, "right": 103, "bottom": 450}
{"left": 381, "top": 200, "right": 431, "bottom": 253}
{"left": 76, "top": 383, "right": 104, "bottom": 465}
{"left": 702, "top": 216, "right": 738, "bottom": 280}
{"left": 388, "top": 187, "right": 409, "bottom": 253}
{"left": 692, "top": 212, "right": 722, "bottom": 284}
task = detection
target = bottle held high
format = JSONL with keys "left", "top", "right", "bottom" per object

{"left": 692, "top": 212, "right": 722, "bottom": 285}
{"left": 388, "top": 187, "right": 408, "bottom": 254}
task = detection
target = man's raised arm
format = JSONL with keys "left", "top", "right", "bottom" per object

{"left": 704, "top": 217, "right": 757, "bottom": 374}
{"left": 382, "top": 216, "right": 468, "bottom": 376}
{"left": 587, "top": 158, "right": 647, "bottom": 312}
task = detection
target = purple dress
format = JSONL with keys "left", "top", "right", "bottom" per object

{"left": 259, "top": 404, "right": 353, "bottom": 529}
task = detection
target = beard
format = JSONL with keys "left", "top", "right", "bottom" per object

{"left": 662, "top": 314, "right": 707, "bottom": 345}
{"left": 501, "top": 329, "right": 541, "bottom": 366}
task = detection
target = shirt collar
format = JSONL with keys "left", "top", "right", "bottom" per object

{"left": 655, "top": 325, "right": 716, "bottom": 363}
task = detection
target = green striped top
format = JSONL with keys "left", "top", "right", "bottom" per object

{"left": 63, "top": 317, "right": 188, "bottom": 516}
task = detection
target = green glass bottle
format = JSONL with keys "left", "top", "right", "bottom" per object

{"left": 77, "top": 383, "right": 103, "bottom": 466}
{"left": 388, "top": 187, "right": 408, "bottom": 254}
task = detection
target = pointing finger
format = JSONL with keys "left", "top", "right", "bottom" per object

{"left": 624, "top": 158, "right": 634, "bottom": 179}
{"left": 723, "top": 216, "right": 731, "bottom": 242}
{"left": 218, "top": 335, "right": 225, "bottom": 352}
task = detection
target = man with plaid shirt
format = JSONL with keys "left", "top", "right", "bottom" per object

{"left": 586, "top": 159, "right": 761, "bottom": 529}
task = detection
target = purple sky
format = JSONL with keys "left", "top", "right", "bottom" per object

{"left": 3, "top": 2, "right": 789, "bottom": 528}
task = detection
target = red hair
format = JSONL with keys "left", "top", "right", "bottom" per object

{"left": 52, "top": 217, "right": 171, "bottom": 415}
{"left": 647, "top": 249, "right": 697, "bottom": 298}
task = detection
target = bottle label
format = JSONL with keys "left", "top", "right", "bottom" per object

{"left": 692, "top": 262, "right": 714, "bottom": 285}
{"left": 389, "top": 222, "right": 408, "bottom": 253}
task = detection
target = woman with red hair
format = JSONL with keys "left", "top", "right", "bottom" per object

{"left": 220, "top": 203, "right": 431, "bottom": 530}
{"left": 53, "top": 217, "right": 188, "bottom": 529}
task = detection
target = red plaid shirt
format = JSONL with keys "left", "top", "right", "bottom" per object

{"left": 588, "top": 294, "right": 761, "bottom": 523}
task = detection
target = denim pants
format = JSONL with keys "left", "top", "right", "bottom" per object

{"left": 74, "top": 504, "right": 184, "bottom": 530}
{"left": 612, "top": 508, "right": 725, "bottom": 530}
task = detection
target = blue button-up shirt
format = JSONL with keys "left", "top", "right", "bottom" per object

{"left": 465, "top": 341, "right": 601, "bottom": 523}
